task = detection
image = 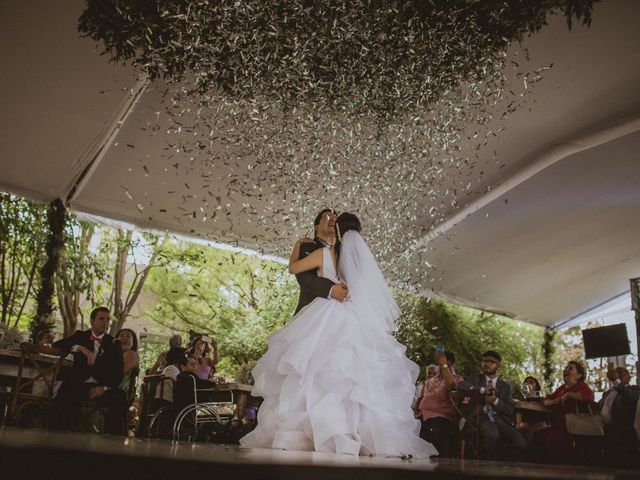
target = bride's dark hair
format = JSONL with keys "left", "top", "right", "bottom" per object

{"left": 335, "top": 213, "right": 361, "bottom": 258}
{"left": 336, "top": 213, "right": 361, "bottom": 236}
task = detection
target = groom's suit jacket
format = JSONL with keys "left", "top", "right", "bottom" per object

{"left": 294, "top": 239, "right": 335, "bottom": 314}
{"left": 54, "top": 329, "right": 124, "bottom": 389}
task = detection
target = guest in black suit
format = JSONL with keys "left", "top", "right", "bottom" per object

{"left": 457, "top": 350, "right": 527, "bottom": 460}
{"left": 50, "top": 307, "right": 127, "bottom": 435}
{"left": 293, "top": 209, "right": 348, "bottom": 313}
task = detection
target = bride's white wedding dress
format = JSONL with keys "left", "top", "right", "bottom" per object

{"left": 240, "top": 231, "right": 436, "bottom": 457}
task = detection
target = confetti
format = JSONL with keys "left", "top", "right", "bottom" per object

{"left": 77, "top": 1, "right": 593, "bottom": 294}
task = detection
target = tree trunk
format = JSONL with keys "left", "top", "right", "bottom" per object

{"left": 109, "top": 233, "right": 164, "bottom": 335}
{"left": 542, "top": 327, "right": 556, "bottom": 393}
{"left": 55, "top": 222, "right": 95, "bottom": 337}
{"left": 31, "top": 199, "right": 66, "bottom": 340}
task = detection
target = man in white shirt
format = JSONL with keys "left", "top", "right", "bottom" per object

{"left": 155, "top": 348, "right": 189, "bottom": 404}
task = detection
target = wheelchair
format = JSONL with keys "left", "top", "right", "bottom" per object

{"left": 172, "top": 376, "right": 235, "bottom": 442}
{"left": 137, "top": 374, "right": 175, "bottom": 439}
{"left": 138, "top": 373, "right": 235, "bottom": 443}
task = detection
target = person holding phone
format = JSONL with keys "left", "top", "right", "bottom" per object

{"left": 187, "top": 334, "right": 219, "bottom": 381}
{"left": 416, "top": 348, "right": 463, "bottom": 456}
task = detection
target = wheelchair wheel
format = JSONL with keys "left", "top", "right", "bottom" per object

{"left": 173, "top": 404, "right": 226, "bottom": 442}
{"left": 147, "top": 406, "right": 175, "bottom": 439}
{"left": 173, "top": 406, "right": 198, "bottom": 442}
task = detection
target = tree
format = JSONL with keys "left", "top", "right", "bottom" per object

{"left": 104, "top": 228, "right": 166, "bottom": 335}
{"left": 145, "top": 241, "right": 297, "bottom": 376}
{"left": 32, "top": 199, "right": 67, "bottom": 339}
{"left": 394, "top": 293, "right": 544, "bottom": 387}
{"left": 56, "top": 218, "right": 106, "bottom": 337}
{"left": 0, "top": 193, "right": 47, "bottom": 327}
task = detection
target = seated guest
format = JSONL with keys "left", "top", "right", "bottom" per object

{"left": 174, "top": 356, "right": 217, "bottom": 411}
{"left": 35, "top": 328, "right": 55, "bottom": 347}
{"left": 522, "top": 376, "right": 543, "bottom": 399}
{"left": 115, "top": 328, "right": 140, "bottom": 404}
{"left": 412, "top": 364, "right": 440, "bottom": 417}
{"left": 457, "top": 350, "right": 527, "bottom": 460}
{"left": 155, "top": 347, "right": 188, "bottom": 406}
{"left": 600, "top": 367, "right": 640, "bottom": 468}
{"left": 32, "top": 328, "right": 63, "bottom": 397}
{"left": 417, "top": 351, "right": 462, "bottom": 456}
{"left": 517, "top": 376, "right": 548, "bottom": 446}
{"left": 147, "top": 334, "right": 183, "bottom": 374}
{"left": 50, "top": 307, "right": 127, "bottom": 435}
{"left": 538, "top": 360, "right": 595, "bottom": 463}
{"left": 186, "top": 334, "right": 219, "bottom": 381}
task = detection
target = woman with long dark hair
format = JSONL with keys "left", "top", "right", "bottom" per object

{"left": 115, "top": 328, "right": 140, "bottom": 403}
{"left": 186, "top": 335, "right": 219, "bottom": 381}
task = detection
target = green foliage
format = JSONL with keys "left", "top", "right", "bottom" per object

{"left": 145, "top": 241, "right": 297, "bottom": 377}
{"left": 546, "top": 322, "right": 627, "bottom": 393}
{"left": 394, "top": 293, "right": 544, "bottom": 386}
{"left": 542, "top": 328, "right": 556, "bottom": 392}
{"left": 56, "top": 218, "right": 107, "bottom": 336}
{"left": 0, "top": 193, "right": 48, "bottom": 327}
{"left": 32, "top": 198, "right": 67, "bottom": 339}
{"left": 78, "top": 0, "right": 595, "bottom": 117}
{"left": 137, "top": 333, "right": 169, "bottom": 376}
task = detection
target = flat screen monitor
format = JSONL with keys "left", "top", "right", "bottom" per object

{"left": 582, "top": 324, "right": 630, "bottom": 359}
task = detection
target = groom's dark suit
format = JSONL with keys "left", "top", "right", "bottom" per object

{"left": 294, "top": 239, "right": 335, "bottom": 314}
{"left": 50, "top": 329, "right": 127, "bottom": 434}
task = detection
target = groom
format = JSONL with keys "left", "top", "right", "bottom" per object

{"left": 294, "top": 208, "right": 349, "bottom": 313}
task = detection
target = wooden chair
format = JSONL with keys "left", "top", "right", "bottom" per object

{"left": 6, "top": 343, "right": 65, "bottom": 427}
{"left": 449, "top": 389, "right": 482, "bottom": 459}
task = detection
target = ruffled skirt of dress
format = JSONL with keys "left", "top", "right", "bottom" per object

{"left": 239, "top": 298, "right": 437, "bottom": 458}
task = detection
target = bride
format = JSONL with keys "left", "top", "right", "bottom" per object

{"left": 240, "top": 213, "right": 436, "bottom": 457}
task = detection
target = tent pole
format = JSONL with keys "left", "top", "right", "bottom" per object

{"left": 64, "top": 75, "right": 149, "bottom": 205}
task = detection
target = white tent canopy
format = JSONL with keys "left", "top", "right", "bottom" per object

{"left": 1, "top": 1, "right": 639, "bottom": 328}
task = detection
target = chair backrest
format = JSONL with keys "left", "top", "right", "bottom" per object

{"left": 449, "top": 389, "right": 482, "bottom": 459}
{"left": 198, "top": 384, "right": 234, "bottom": 404}
{"left": 14, "top": 343, "right": 64, "bottom": 398}
{"left": 140, "top": 374, "right": 174, "bottom": 416}
{"left": 180, "top": 375, "right": 234, "bottom": 405}
{"left": 145, "top": 374, "right": 174, "bottom": 401}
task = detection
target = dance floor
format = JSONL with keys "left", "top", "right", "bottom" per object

{"left": 0, "top": 428, "right": 637, "bottom": 480}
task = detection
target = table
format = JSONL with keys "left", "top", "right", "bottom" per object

{"left": 0, "top": 348, "right": 72, "bottom": 386}
{"left": 0, "top": 347, "right": 72, "bottom": 426}
{"left": 219, "top": 382, "right": 260, "bottom": 420}
{"left": 514, "top": 400, "right": 554, "bottom": 425}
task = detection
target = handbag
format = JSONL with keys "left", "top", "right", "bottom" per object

{"left": 565, "top": 402, "right": 604, "bottom": 436}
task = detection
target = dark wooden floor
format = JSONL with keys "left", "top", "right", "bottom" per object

{"left": 0, "top": 428, "right": 638, "bottom": 480}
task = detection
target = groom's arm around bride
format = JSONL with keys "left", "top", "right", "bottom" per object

{"left": 292, "top": 238, "right": 348, "bottom": 314}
